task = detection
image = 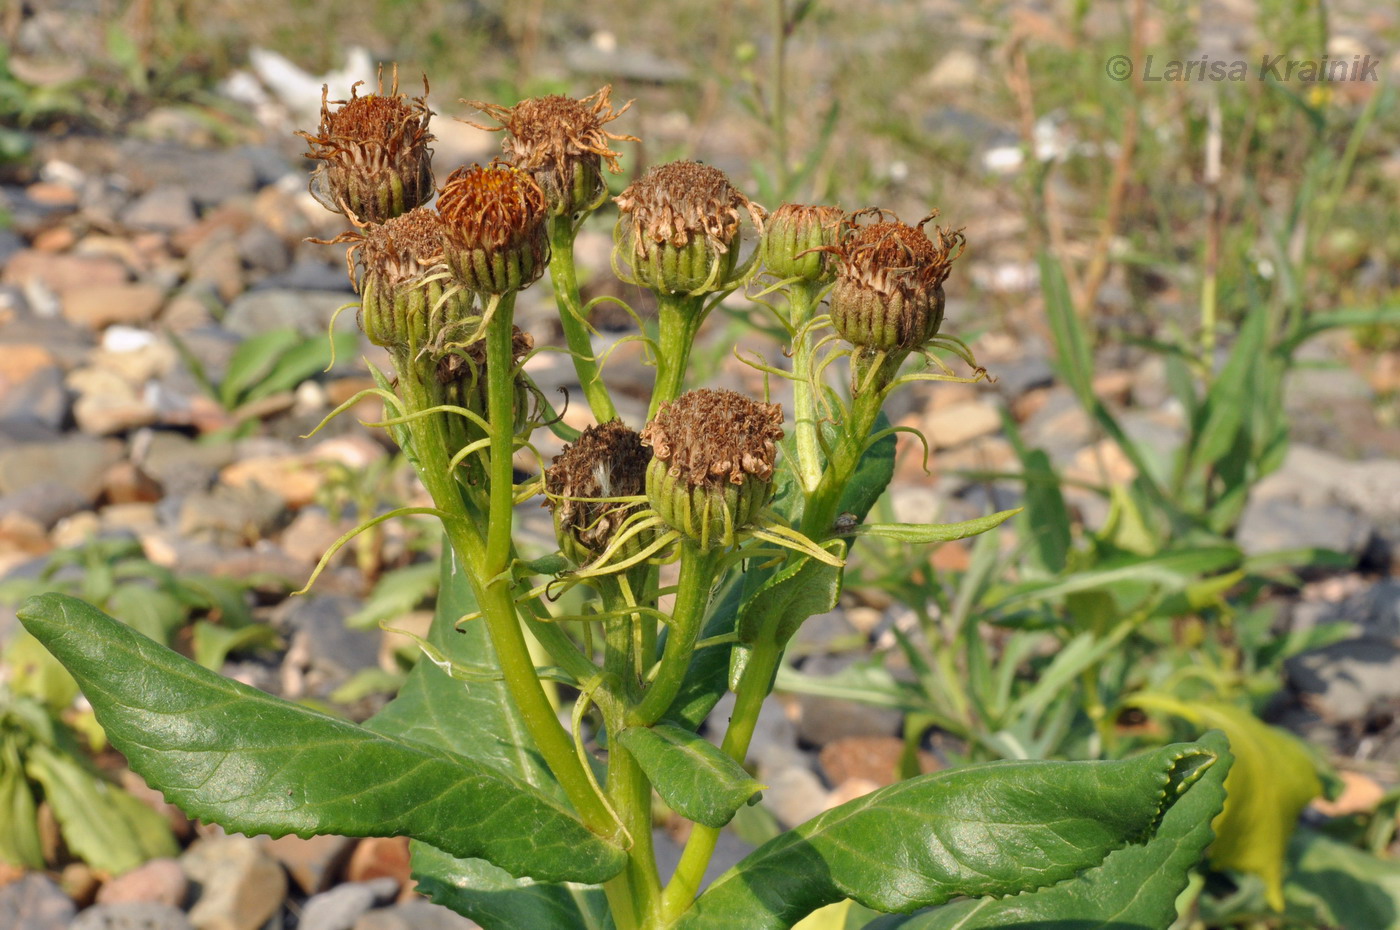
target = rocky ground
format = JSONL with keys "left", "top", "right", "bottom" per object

{"left": 2, "top": 47, "right": 1400, "bottom": 930}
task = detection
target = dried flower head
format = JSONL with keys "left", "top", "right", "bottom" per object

{"left": 823, "top": 210, "right": 966, "bottom": 352}
{"left": 641, "top": 389, "right": 784, "bottom": 550}
{"left": 466, "top": 87, "right": 639, "bottom": 216}
{"left": 614, "top": 161, "right": 765, "bottom": 295}
{"left": 297, "top": 65, "right": 435, "bottom": 224}
{"left": 545, "top": 420, "right": 652, "bottom": 563}
{"left": 437, "top": 163, "right": 550, "bottom": 295}
{"left": 760, "top": 203, "right": 845, "bottom": 283}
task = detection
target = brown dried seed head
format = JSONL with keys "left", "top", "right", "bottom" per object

{"left": 466, "top": 87, "right": 639, "bottom": 214}
{"left": 360, "top": 206, "right": 444, "bottom": 286}
{"left": 436, "top": 163, "right": 550, "bottom": 293}
{"left": 640, "top": 389, "right": 784, "bottom": 488}
{"left": 297, "top": 66, "right": 435, "bottom": 223}
{"left": 545, "top": 421, "right": 651, "bottom": 555}
{"left": 826, "top": 211, "right": 966, "bottom": 351}
{"left": 615, "top": 161, "right": 765, "bottom": 255}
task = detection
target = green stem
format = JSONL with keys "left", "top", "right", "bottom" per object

{"left": 549, "top": 214, "right": 618, "bottom": 421}
{"left": 630, "top": 542, "right": 721, "bottom": 725}
{"left": 801, "top": 376, "right": 886, "bottom": 539}
{"left": 660, "top": 637, "right": 782, "bottom": 920}
{"left": 398, "top": 302, "right": 618, "bottom": 842}
{"left": 787, "top": 282, "right": 824, "bottom": 494}
{"left": 649, "top": 295, "right": 705, "bottom": 418}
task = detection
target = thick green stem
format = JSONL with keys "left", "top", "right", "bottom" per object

{"left": 607, "top": 739, "right": 663, "bottom": 927}
{"left": 660, "top": 637, "right": 782, "bottom": 920}
{"left": 549, "top": 215, "right": 618, "bottom": 421}
{"left": 398, "top": 301, "right": 619, "bottom": 842}
{"left": 787, "top": 282, "right": 824, "bottom": 493}
{"left": 649, "top": 295, "right": 705, "bottom": 418}
{"left": 800, "top": 378, "right": 886, "bottom": 539}
{"left": 630, "top": 543, "right": 721, "bottom": 725}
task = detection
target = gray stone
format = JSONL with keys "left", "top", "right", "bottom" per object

{"left": 278, "top": 595, "right": 380, "bottom": 700}
{"left": 1285, "top": 637, "right": 1400, "bottom": 722}
{"left": 0, "top": 872, "right": 76, "bottom": 930}
{"left": 992, "top": 354, "right": 1055, "bottom": 398}
{"left": 176, "top": 482, "right": 286, "bottom": 546}
{"left": 117, "top": 141, "right": 258, "bottom": 209}
{"left": 139, "top": 431, "right": 235, "bottom": 498}
{"left": 353, "top": 900, "right": 482, "bottom": 930}
{"left": 235, "top": 144, "right": 293, "bottom": 186}
{"left": 762, "top": 763, "right": 829, "bottom": 828}
{"left": 1236, "top": 497, "right": 1372, "bottom": 559}
{"left": 236, "top": 223, "right": 290, "bottom": 274}
{"left": 0, "top": 434, "right": 120, "bottom": 497}
{"left": 181, "top": 834, "right": 287, "bottom": 930}
{"left": 0, "top": 363, "right": 69, "bottom": 429}
{"left": 789, "top": 609, "right": 863, "bottom": 655}
{"left": 122, "top": 185, "right": 197, "bottom": 232}
{"left": 707, "top": 690, "right": 802, "bottom": 773}
{"left": 252, "top": 258, "right": 356, "bottom": 294}
{"left": 71, "top": 902, "right": 193, "bottom": 930}
{"left": 651, "top": 826, "right": 754, "bottom": 889}
{"left": 0, "top": 480, "right": 90, "bottom": 527}
{"left": 0, "top": 228, "right": 23, "bottom": 266}
{"left": 794, "top": 685, "right": 902, "bottom": 747}
{"left": 223, "top": 288, "right": 355, "bottom": 339}
{"left": 1290, "top": 580, "right": 1400, "bottom": 640}
{"left": 300, "top": 878, "right": 400, "bottom": 930}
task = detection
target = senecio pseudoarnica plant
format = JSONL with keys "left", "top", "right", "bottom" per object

{"left": 18, "top": 74, "right": 1234, "bottom": 930}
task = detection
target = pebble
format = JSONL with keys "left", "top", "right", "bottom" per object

{"left": 181, "top": 834, "right": 287, "bottom": 930}
{"left": 97, "top": 858, "right": 188, "bottom": 908}
{"left": 345, "top": 836, "right": 412, "bottom": 888}
{"left": 122, "top": 185, "right": 198, "bottom": 232}
{"left": 794, "top": 688, "right": 902, "bottom": 746}
{"left": 352, "top": 900, "right": 483, "bottom": 930}
{"left": 176, "top": 482, "right": 286, "bottom": 547}
{"left": 63, "top": 284, "right": 166, "bottom": 330}
{"left": 0, "top": 435, "right": 121, "bottom": 498}
{"left": 300, "top": 877, "right": 400, "bottom": 930}
{"left": 223, "top": 289, "right": 354, "bottom": 339}
{"left": 72, "top": 902, "right": 193, "bottom": 930}
{"left": 818, "top": 735, "right": 939, "bottom": 788}
{"left": 1286, "top": 638, "right": 1400, "bottom": 722}
{"left": 2, "top": 250, "right": 129, "bottom": 295}
{"left": 278, "top": 595, "right": 381, "bottom": 700}
{"left": 262, "top": 833, "right": 355, "bottom": 895}
{"left": 0, "top": 872, "right": 77, "bottom": 930}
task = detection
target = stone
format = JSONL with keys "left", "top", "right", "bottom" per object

{"left": 1236, "top": 498, "right": 1372, "bottom": 559}
{"left": 991, "top": 353, "right": 1055, "bottom": 399}
{"left": 0, "top": 872, "right": 77, "bottom": 930}
{"left": 817, "top": 735, "right": 939, "bottom": 788}
{"left": 181, "top": 834, "right": 287, "bottom": 930}
{"left": 706, "top": 691, "right": 802, "bottom": 773}
{"left": 300, "top": 878, "right": 400, "bottom": 930}
{"left": 823, "top": 777, "right": 881, "bottom": 810}
{"left": 139, "top": 431, "right": 235, "bottom": 497}
{"left": 253, "top": 258, "right": 356, "bottom": 294}
{"left": 224, "top": 288, "right": 354, "bottom": 338}
{"left": 762, "top": 763, "right": 829, "bottom": 828}
{"left": 176, "top": 482, "right": 287, "bottom": 547}
{"left": 650, "top": 826, "right": 753, "bottom": 892}
{"left": 794, "top": 692, "right": 902, "bottom": 746}
{"left": 1285, "top": 637, "right": 1400, "bottom": 722}
{"left": 237, "top": 223, "right": 290, "bottom": 274}
{"left": 280, "top": 508, "right": 347, "bottom": 567}
{"left": 1311, "top": 770, "right": 1385, "bottom": 818}
{"left": 72, "top": 902, "right": 193, "bottom": 930}
{"left": 344, "top": 836, "right": 411, "bottom": 888}
{"left": 2, "top": 249, "right": 129, "bottom": 295}
{"left": 97, "top": 858, "right": 188, "bottom": 908}
{"left": 920, "top": 399, "right": 1001, "bottom": 451}
{"left": 63, "top": 284, "right": 166, "bottom": 329}
{"left": 279, "top": 595, "right": 381, "bottom": 700}
{"left": 116, "top": 141, "right": 259, "bottom": 209}
{"left": 69, "top": 367, "right": 158, "bottom": 435}
{"left": 352, "top": 900, "right": 483, "bottom": 930}
{"left": 60, "top": 862, "right": 99, "bottom": 908}
{"left": 262, "top": 833, "right": 355, "bottom": 895}
{"left": 122, "top": 185, "right": 197, "bottom": 232}
{"left": 0, "top": 435, "right": 121, "bottom": 497}
{"left": 185, "top": 230, "right": 245, "bottom": 303}
{"left": 0, "top": 480, "right": 90, "bottom": 528}
{"left": 220, "top": 455, "right": 324, "bottom": 509}
{"left": 789, "top": 609, "right": 863, "bottom": 656}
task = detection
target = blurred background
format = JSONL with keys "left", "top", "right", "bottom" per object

{"left": 2, "top": 1, "right": 1400, "bottom": 927}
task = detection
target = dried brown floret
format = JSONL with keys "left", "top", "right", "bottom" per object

{"left": 545, "top": 420, "right": 651, "bottom": 559}
{"left": 297, "top": 65, "right": 435, "bottom": 223}
{"left": 641, "top": 389, "right": 784, "bottom": 488}
{"left": 822, "top": 209, "right": 966, "bottom": 351}
{"left": 436, "top": 163, "right": 550, "bottom": 294}
{"left": 465, "top": 87, "right": 639, "bottom": 215}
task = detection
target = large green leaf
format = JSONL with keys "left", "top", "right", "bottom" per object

{"left": 365, "top": 545, "right": 606, "bottom": 927}
{"left": 1133, "top": 697, "right": 1320, "bottom": 911}
{"left": 617, "top": 723, "right": 763, "bottom": 829}
{"left": 847, "top": 510, "right": 1019, "bottom": 545}
{"left": 878, "top": 730, "right": 1232, "bottom": 930}
{"left": 0, "top": 738, "right": 44, "bottom": 868}
{"left": 1284, "top": 827, "right": 1400, "bottom": 928}
{"left": 676, "top": 739, "right": 1221, "bottom": 929}
{"left": 17, "top": 593, "right": 625, "bottom": 885}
